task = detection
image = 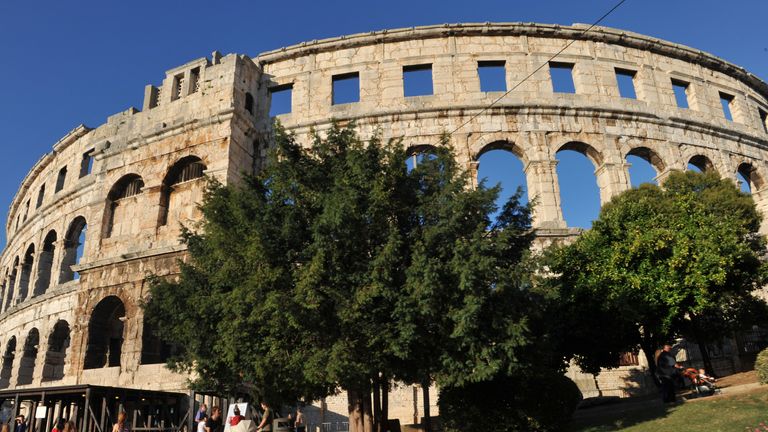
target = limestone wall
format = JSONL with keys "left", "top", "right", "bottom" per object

{"left": 0, "top": 22, "right": 766, "bottom": 424}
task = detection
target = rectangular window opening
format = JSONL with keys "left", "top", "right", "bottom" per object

{"left": 332, "top": 72, "right": 360, "bottom": 105}
{"left": 269, "top": 84, "right": 293, "bottom": 117}
{"left": 23, "top": 200, "right": 29, "bottom": 221}
{"left": 760, "top": 109, "right": 768, "bottom": 133}
{"left": 80, "top": 150, "right": 94, "bottom": 178}
{"left": 189, "top": 67, "right": 200, "bottom": 94}
{"left": 719, "top": 92, "right": 734, "bottom": 121}
{"left": 549, "top": 62, "right": 576, "bottom": 94}
{"left": 55, "top": 167, "right": 67, "bottom": 193}
{"left": 478, "top": 61, "right": 507, "bottom": 93}
{"left": 36, "top": 184, "right": 45, "bottom": 209}
{"left": 171, "top": 73, "right": 184, "bottom": 101}
{"left": 671, "top": 79, "right": 690, "bottom": 109}
{"left": 403, "top": 64, "right": 433, "bottom": 97}
{"left": 615, "top": 68, "right": 637, "bottom": 99}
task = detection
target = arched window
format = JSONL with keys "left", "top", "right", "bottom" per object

{"left": 0, "top": 336, "right": 16, "bottom": 389}
{"left": 687, "top": 155, "right": 715, "bottom": 173}
{"left": 405, "top": 145, "right": 439, "bottom": 172}
{"left": 626, "top": 147, "right": 665, "bottom": 187}
{"left": 43, "top": 320, "right": 70, "bottom": 381}
{"left": 59, "top": 217, "right": 87, "bottom": 283}
{"left": 84, "top": 296, "right": 125, "bottom": 369}
{"left": 737, "top": 163, "right": 763, "bottom": 194}
{"left": 17, "top": 245, "right": 35, "bottom": 303}
{"left": 17, "top": 328, "right": 39, "bottom": 386}
{"left": 103, "top": 174, "right": 144, "bottom": 238}
{"left": 556, "top": 142, "right": 603, "bottom": 229}
{"left": 5, "top": 257, "right": 18, "bottom": 310}
{"left": 475, "top": 141, "right": 528, "bottom": 221}
{"left": 158, "top": 157, "right": 207, "bottom": 227}
{"left": 34, "top": 230, "right": 57, "bottom": 296}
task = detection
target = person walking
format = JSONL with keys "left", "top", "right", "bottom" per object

{"left": 656, "top": 344, "right": 680, "bottom": 403}
{"left": 15, "top": 415, "right": 27, "bottom": 432}
{"left": 112, "top": 412, "right": 129, "bottom": 432}
{"left": 205, "top": 407, "right": 223, "bottom": 432}
{"left": 194, "top": 403, "right": 208, "bottom": 432}
{"left": 293, "top": 407, "right": 305, "bottom": 432}
{"left": 52, "top": 419, "right": 65, "bottom": 432}
{"left": 256, "top": 402, "right": 273, "bottom": 432}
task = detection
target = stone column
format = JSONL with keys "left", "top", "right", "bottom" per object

{"left": 654, "top": 168, "right": 680, "bottom": 186}
{"left": 594, "top": 162, "right": 631, "bottom": 205}
{"left": 524, "top": 159, "right": 566, "bottom": 229}
{"left": 751, "top": 187, "right": 768, "bottom": 236}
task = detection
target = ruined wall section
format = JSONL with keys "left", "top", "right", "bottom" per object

{"left": 0, "top": 53, "right": 253, "bottom": 392}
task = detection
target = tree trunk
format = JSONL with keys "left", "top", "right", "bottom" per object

{"left": 592, "top": 374, "right": 603, "bottom": 397}
{"left": 689, "top": 315, "right": 716, "bottom": 376}
{"left": 640, "top": 336, "right": 660, "bottom": 387}
{"left": 421, "top": 381, "right": 431, "bottom": 432}
{"left": 348, "top": 389, "right": 374, "bottom": 432}
{"left": 373, "top": 379, "right": 381, "bottom": 432}
{"left": 382, "top": 379, "right": 389, "bottom": 432}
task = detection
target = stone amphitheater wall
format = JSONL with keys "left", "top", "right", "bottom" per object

{"left": 0, "top": 22, "right": 766, "bottom": 423}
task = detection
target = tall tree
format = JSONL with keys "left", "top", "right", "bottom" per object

{"left": 143, "top": 124, "right": 537, "bottom": 432}
{"left": 549, "top": 171, "right": 766, "bottom": 377}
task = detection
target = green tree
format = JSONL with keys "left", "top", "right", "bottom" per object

{"left": 549, "top": 170, "right": 766, "bottom": 377}
{"left": 143, "top": 123, "right": 537, "bottom": 432}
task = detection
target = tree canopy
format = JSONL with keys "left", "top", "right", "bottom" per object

{"left": 549, "top": 170, "right": 767, "bottom": 375}
{"left": 143, "top": 124, "right": 540, "bottom": 431}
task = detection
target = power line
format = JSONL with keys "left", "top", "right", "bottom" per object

{"left": 449, "top": 0, "right": 630, "bottom": 136}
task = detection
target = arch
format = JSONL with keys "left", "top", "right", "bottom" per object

{"left": 473, "top": 139, "right": 527, "bottom": 164}
{"left": 59, "top": 217, "right": 87, "bottom": 283}
{"left": 5, "top": 257, "right": 19, "bottom": 310}
{"left": 626, "top": 147, "right": 665, "bottom": 187}
{"left": 476, "top": 146, "right": 529, "bottom": 218}
{"left": 556, "top": 142, "right": 602, "bottom": 228}
{"left": 158, "top": 157, "right": 207, "bottom": 227}
{"left": 42, "top": 320, "right": 70, "bottom": 381}
{"left": 626, "top": 147, "right": 666, "bottom": 174}
{"left": 0, "top": 336, "right": 16, "bottom": 389}
{"left": 405, "top": 144, "right": 439, "bottom": 171}
{"left": 17, "top": 244, "right": 35, "bottom": 303}
{"left": 687, "top": 155, "right": 715, "bottom": 173}
{"left": 16, "top": 328, "right": 39, "bottom": 386}
{"left": 84, "top": 296, "right": 126, "bottom": 369}
{"left": 103, "top": 174, "right": 145, "bottom": 239}
{"left": 34, "top": 230, "right": 57, "bottom": 296}
{"left": 737, "top": 162, "right": 764, "bottom": 193}
{"left": 556, "top": 141, "right": 604, "bottom": 167}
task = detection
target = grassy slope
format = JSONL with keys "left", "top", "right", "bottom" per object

{"left": 569, "top": 388, "right": 768, "bottom": 432}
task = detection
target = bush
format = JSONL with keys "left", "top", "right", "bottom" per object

{"left": 756, "top": 347, "right": 768, "bottom": 384}
{"left": 438, "top": 372, "right": 583, "bottom": 432}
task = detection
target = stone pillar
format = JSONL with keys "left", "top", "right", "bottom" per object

{"left": 654, "top": 168, "right": 679, "bottom": 186}
{"left": 524, "top": 159, "right": 566, "bottom": 229}
{"left": 594, "top": 162, "right": 631, "bottom": 205}
{"left": 752, "top": 187, "right": 768, "bottom": 236}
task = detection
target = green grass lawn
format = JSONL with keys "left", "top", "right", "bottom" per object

{"left": 569, "top": 388, "right": 768, "bottom": 432}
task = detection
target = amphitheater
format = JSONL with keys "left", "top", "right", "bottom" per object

{"left": 1, "top": 22, "right": 767, "bottom": 431}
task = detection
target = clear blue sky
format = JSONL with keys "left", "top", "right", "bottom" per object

{"left": 0, "top": 0, "right": 766, "bottom": 244}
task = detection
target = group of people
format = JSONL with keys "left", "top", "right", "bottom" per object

{"left": 656, "top": 343, "right": 717, "bottom": 403}
{"left": 194, "top": 402, "right": 304, "bottom": 432}
{"left": 1, "top": 415, "right": 77, "bottom": 432}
